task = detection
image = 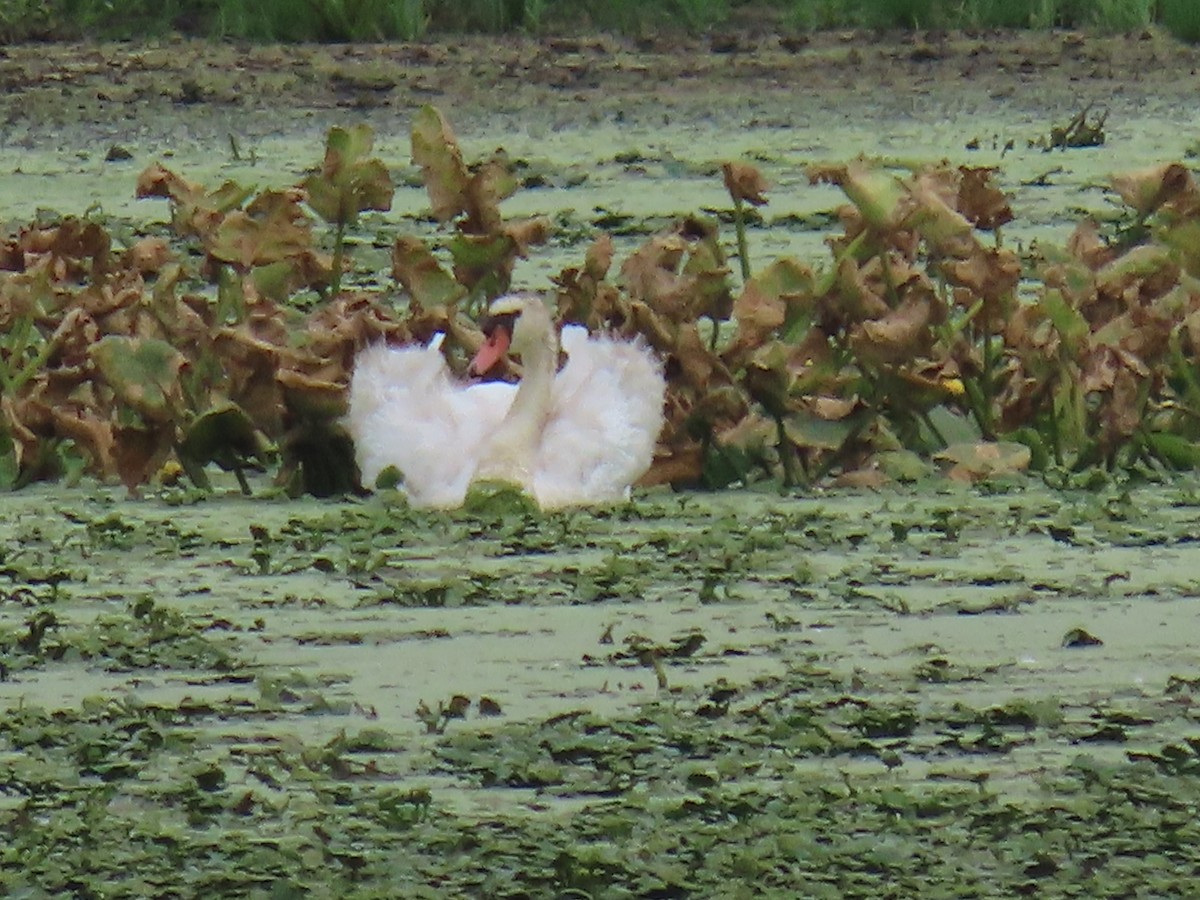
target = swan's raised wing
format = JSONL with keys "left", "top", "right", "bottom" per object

{"left": 535, "top": 327, "right": 666, "bottom": 508}
{"left": 347, "top": 341, "right": 515, "bottom": 507}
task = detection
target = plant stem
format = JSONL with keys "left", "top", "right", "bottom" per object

{"left": 919, "top": 409, "right": 947, "bottom": 448}
{"left": 4, "top": 316, "right": 63, "bottom": 395}
{"left": 774, "top": 415, "right": 797, "bottom": 488}
{"left": 733, "top": 196, "right": 752, "bottom": 283}
{"left": 330, "top": 217, "right": 347, "bottom": 298}
{"left": 979, "top": 318, "right": 995, "bottom": 438}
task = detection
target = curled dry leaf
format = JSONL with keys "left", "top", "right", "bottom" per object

{"left": 849, "top": 294, "right": 941, "bottom": 367}
{"left": 939, "top": 246, "right": 1021, "bottom": 323}
{"left": 585, "top": 234, "right": 615, "bottom": 281}
{"left": 957, "top": 166, "right": 1014, "bottom": 231}
{"left": 122, "top": 237, "right": 172, "bottom": 274}
{"left": 410, "top": 104, "right": 469, "bottom": 223}
{"left": 463, "top": 152, "right": 520, "bottom": 234}
{"left": 808, "top": 160, "right": 907, "bottom": 232}
{"left": 391, "top": 235, "right": 467, "bottom": 310}
{"left": 934, "top": 441, "right": 1032, "bottom": 480}
{"left": 722, "top": 161, "right": 769, "bottom": 206}
{"left": 1110, "top": 162, "right": 1195, "bottom": 218}
{"left": 504, "top": 216, "right": 553, "bottom": 258}
{"left": 137, "top": 161, "right": 254, "bottom": 241}
{"left": 907, "top": 169, "right": 975, "bottom": 254}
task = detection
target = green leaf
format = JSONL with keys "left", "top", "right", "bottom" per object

{"left": 90, "top": 336, "right": 187, "bottom": 423}
{"left": 462, "top": 480, "right": 540, "bottom": 516}
{"left": 1039, "top": 288, "right": 1088, "bottom": 351}
{"left": 179, "top": 404, "right": 269, "bottom": 472}
{"left": 783, "top": 409, "right": 863, "bottom": 451}
{"left": 1143, "top": 431, "right": 1200, "bottom": 469}
{"left": 303, "top": 124, "right": 394, "bottom": 226}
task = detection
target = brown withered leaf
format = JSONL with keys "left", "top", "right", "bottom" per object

{"left": 1, "top": 395, "right": 41, "bottom": 472}
{"left": 45, "top": 307, "right": 100, "bottom": 369}
{"left": 672, "top": 325, "right": 728, "bottom": 391}
{"left": 585, "top": 234, "right": 614, "bottom": 280}
{"left": 907, "top": 169, "right": 975, "bottom": 254}
{"left": 732, "top": 278, "right": 785, "bottom": 346}
{"left": 1110, "top": 162, "right": 1194, "bottom": 218}
{"left": 49, "top": 407, "right": 116, "bottom": 479}
{"left": 0, "top": 236, "right": 25, "bottom": 272}
{"left": 828, "top": 255, "right": 891, "bottom": 326}
{"left": 639, "top": 445, "right": 705, "bottom": 487}
{"left": 213, "top": 326, "right": 287, "bottom": 437}
{"left": 934, "top": 441, "right": 1031, "bottom": 481}
{"left": 207, "top": 189, "right": 313, "bottom": 271}
{"left": 277, "top": 370, "right": 347, "bottom": 419}
{"left": 411, "top": 104, "right": 470, "bottom": 223}
{"left": 1177, "top": 303, "right": 1200, "bottom": 360}
{"left": 504, "top": 216, "right": 553, "bottom": 257}
{"left": 681, "top": 230, "right": 733, "bottom": 321}
{"left": 618, "top": 221, "right": 731, "bottom": 324}
{"left": 135, "top": 161, "right": 202, "bottom": 205}
{"left": 122, "top": 237, "right": 172, "bottom": 275}
{"left": 1065, "top": 218, "right": 1112, "bottom": 269}
{"left": 463, "top": 151, "right": 520, "bottom": 234}
{"left": 112, "top": 423, "right": 176, "bottom": 493}
{"left": 623, "top": 302, "right": 672, "bottom": 357}
{"left": 849, "top": 294, "right": 939, "bottom": 366}
{"left": 808, "top": 160, "right": 907, "bottom": 232}
{"left": 810, "top": 396, "right": 859, "bottom": 420}
{"left": 1094, "top": 244, "right": 1178, "bottom": 309}
{"left": 1099, "top": 362, "right": 1144, "bottom": 446}
{"left": 18, "top": 219, "right": 112, "bottom": 282}
{"left": 833, "top": 466, "right": 890, "bottom": 489}
{"left": 957, "top": 166, "right": 1014, "bottom": 231}
{"left": 136, "top": 162, "right": 254, "bottom": 240}
{"left": 620, "top": 233, "right": 689, "bottom": 303}
{"left": 52, "top": 219, "right": 111, "bottom": 274}
{"left": 726, "top": 257, "right": 814, "bottom": 365}
{"left": 722, "top": 161, "right": 769, "bottom": 206}
{"left": 296, "top": 293, "right": 409, "bottom": 375}
{"left": 391, "top": 235, "right": 467, "bottom": 310}
{"left": 940, "top": 246, "right": 1021, "bottom": 323}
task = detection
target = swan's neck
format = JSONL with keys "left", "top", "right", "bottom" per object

{"left": 474, "top": 331, "right": 558, "bottom": 486}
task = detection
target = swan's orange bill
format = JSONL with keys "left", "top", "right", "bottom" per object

{"left": 469, "top": 327, "right": 511, "bottom": 375}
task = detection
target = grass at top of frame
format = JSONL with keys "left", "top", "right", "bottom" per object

{"left": 0, "top": 0, "right": 1195, "bottom": 47}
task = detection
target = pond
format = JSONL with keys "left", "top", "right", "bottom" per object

{"left": 2, "top": 474, "right": 1199, "bottom": 895}
{"left": 3, "top": 30, "right": 1200, "bottom": 897}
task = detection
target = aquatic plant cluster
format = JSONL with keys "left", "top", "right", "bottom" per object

{"left": 3, "top": 480, "right": 1200, "bottom": 896}
{"left": 3, "top": 106, "right": 1200, "bottom": 495}
{"left": 6, "top": 0, "right": 1200, "bottom": 43}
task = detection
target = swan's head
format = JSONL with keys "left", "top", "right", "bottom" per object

{"left": 469, "top": 294, "right": 555, "bottom": 376}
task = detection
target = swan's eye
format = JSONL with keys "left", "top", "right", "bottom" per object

{"left": 480, "top": 311, "right": 518, "bottom": 339}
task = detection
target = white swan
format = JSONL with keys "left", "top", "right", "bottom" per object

{"left": 346, "top": 294, "right": 666, "bottom": 509}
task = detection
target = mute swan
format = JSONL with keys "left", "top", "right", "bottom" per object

{"left": 347, "top": 294, "right": 666, "bottom": 509}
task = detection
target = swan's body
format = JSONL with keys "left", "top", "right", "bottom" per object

{"left": 347, "top": 295, "right": 666, "bottom": 509}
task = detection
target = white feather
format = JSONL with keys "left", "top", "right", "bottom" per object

{"left": 346, "top": 299, "right": 666, "bottom": 509}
